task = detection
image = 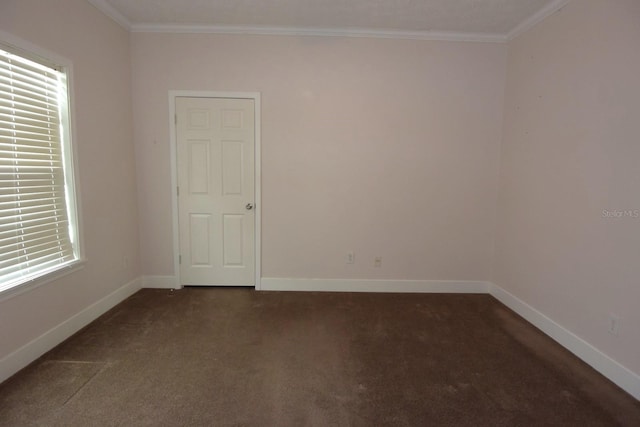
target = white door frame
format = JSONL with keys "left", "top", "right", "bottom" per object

{"left": 169, "top": 91, "right": 262, "bottom": 290}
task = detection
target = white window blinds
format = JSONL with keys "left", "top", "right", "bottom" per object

{"left": 0, "top": 47, "right": 78, "bottom": 292}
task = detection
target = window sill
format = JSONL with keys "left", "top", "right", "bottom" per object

{"left": 0, "top": 260, "right": 86, "bottom": 303}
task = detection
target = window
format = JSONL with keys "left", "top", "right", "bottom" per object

{"left": 0, "top": 44, "right": 80, "bottom": 294}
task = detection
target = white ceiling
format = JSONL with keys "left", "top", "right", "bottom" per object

{"left": 87, "top": 0, "right": 570, "bottom": 41}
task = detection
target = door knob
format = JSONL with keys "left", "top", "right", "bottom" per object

{"left": 246, "top": 203, "right": 254, "bottom": 210}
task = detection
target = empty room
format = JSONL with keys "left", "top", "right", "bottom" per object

{"left": 0, "top": 0, "right": 639, "bottom": 425}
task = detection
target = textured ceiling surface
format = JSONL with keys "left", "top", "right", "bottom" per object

{"left": 101, "top": 0, "right": 554, "bottom": 34}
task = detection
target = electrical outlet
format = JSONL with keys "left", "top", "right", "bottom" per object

{"left": 374, "top": 257, "right": 382, "bottom": 268}
{"left": 608, "top": 314, "right": 620, "bottom": 336}
{"left": 347, "top": 251, "right": 355, "bottom": 264}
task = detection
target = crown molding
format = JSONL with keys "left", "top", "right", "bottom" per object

{"left": 130, "top": 23, "right": 506, "bottom": 43}
{"left": 507, "top": 0, "right": 571, "bottom": 41}
{"left": 87, "top": 0, "right": 569, "bottom": 43}
{"left": 86, "top": 0, "right": 131, "bottom": 30}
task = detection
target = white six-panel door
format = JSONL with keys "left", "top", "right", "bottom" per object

{"left": 176, "top": 97, "right": 255, "bottom": 286}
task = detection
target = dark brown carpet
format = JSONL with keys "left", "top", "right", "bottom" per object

{"left": 0, "top": 288, "right": 638, "bottom": 426}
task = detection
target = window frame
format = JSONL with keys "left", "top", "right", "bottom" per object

{"left": 0, "top": 32, "right": 84, "bottom": 302}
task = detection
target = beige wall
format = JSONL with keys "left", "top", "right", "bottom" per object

{"left": 132, "top": 33, "right": 507, "bottom": 281}
{"left": 495, "top": 0, "right": 640, "bottom": 374}
{"left": 0, "top": 0, "right": 139, "bottom": 359}
{"left": 0, "top": 0, "right": 637, "bottom": 395}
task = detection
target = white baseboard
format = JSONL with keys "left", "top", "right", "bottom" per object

{"left": 141, "top": 275, "right": 179, "bottom": 289}
{"left": 3, "top": 273, "right": 638, "bottom": 401}
{"left": 262, "top": 277, "right": 639, "bottom": 400}
{"left": 260, "top": 278, "right": 490, "bottom": 293}
{"left": 0, "top": 277, "right": 141, "bottom": 384}
{"left": 489, "top": 283, "right": 640, "bottom": 401}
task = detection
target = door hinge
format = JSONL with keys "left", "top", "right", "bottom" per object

{"left": 175, "top": 114, "right": 178, "bottom": 125}
{"left": 179, "top": 255, "right": 182, "bottom": 264}
{"left": 177, "top": 186, "right": 180, "bottom": 196}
